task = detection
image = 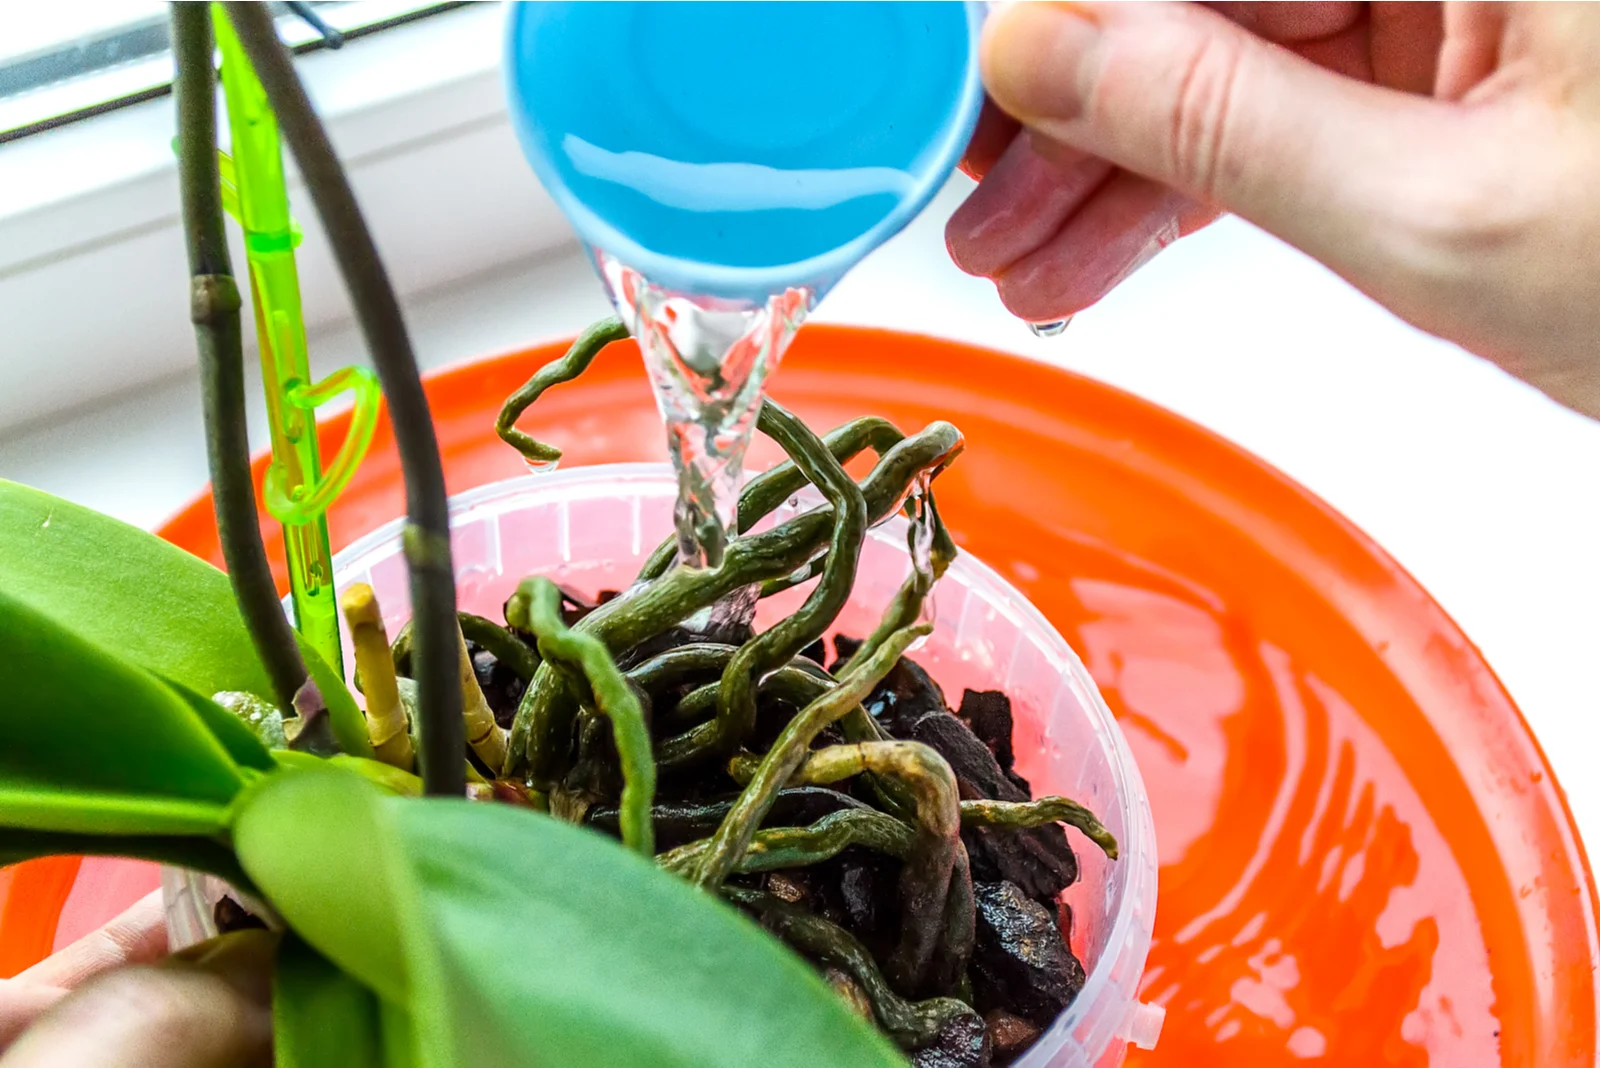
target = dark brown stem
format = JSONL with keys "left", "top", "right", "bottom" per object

{"left": 224, "top": 3, "right": 463, "bottom": 795}
{"left": 172, "top": 3, "right": 308, "bottom": 715}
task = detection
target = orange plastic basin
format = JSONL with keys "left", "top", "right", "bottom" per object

{"left": 3, "top": 326, "right": 1594, "bottom": 1066}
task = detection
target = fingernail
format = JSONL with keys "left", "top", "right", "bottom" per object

{"left": 168, "top": 929, "right": 278, "bottom": 1003}
{"left": 983, "top": 2, "right": 1102, "bottom": 123}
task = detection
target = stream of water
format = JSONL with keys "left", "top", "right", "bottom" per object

{"left": 599, "top": 252, "right": 813, "bottom": 569}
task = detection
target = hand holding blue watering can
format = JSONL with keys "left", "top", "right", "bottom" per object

{"left": 507, "top": 1, "right": 1600, "bottom": 423}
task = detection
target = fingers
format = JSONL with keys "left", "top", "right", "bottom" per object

{"left": 0, "top": 983, "right": 66, "bottom": 1052}
{"left": 1205, "top": 2, "right": 1364, "bottom": 43}
{"left": 978, "top": 1, "right": 1475, "bottom": 281}
{"left": 0, "top": 891, "right": 169, "bottom": 1053}
{"left": 1513, "top": 3, "right": 1600, "bottom": 109}
{"left": 946, "top": 133, "right": 1114, "bottom": 278}
{"left": 1367, "top": 2, "right": 1444, "bottom": 93}
{"left": 0, "top": 930, "right": 276, "bottom": 1068}
{"left": 1213, "top": 2, "right": 1443, "bottom": 90}
{"left": 991, "top": 173, "right": 1211, "bottom": 321}
{"left": 1435, "top": 3, "right": 1505, "bottom": 101}
{"left": 959, "top": 98, "right": 1022, "bottom": 180}
{"left": 16, "top": 890, "right": 168, "bottom": 990}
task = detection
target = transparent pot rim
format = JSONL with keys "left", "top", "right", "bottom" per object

{"left": 297, "top": 463, "right": 1163, "bottom": 1061}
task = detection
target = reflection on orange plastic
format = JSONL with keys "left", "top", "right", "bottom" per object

{"left": 3, "top": 327, "right": 1595, "bottom": 1065}
{"left": 0, "top": 856, "right": 80, "bottom": 977}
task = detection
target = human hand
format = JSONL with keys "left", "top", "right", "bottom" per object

{"left": 948, "top": 2, "right": 1600, "bottom": 420}
{"left": 0, "top": 891, "right": 274, "bottom": 1067}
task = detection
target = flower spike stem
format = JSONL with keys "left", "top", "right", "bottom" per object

{"left": 225, "top": 2, "right": 463, "bottom": 795}
{"left": 172, "top": 3, "right": 310, "bottom": 717}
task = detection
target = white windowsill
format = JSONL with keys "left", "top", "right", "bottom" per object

{"left": 0, "top": 1, "right": 571, "bottom": 435}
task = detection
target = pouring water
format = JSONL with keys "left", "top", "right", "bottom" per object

{"left": 505, "top": 0, "right": 984, "bottom": 569}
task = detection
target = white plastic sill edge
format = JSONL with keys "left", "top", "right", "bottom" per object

{"left": 0, "top": 0, "right": 574, "bottom": 437}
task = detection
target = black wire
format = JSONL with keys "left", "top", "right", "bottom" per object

{"left": 283, "top": 2, "right": 344, "bottom": 49}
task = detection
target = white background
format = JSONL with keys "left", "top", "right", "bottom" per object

{"left": 2, "top": 5, "right": 1597, "bottom": 852}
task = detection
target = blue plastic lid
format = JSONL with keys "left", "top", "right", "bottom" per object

{"left": 505, "top": 1, "right": 984, "bottom": 302}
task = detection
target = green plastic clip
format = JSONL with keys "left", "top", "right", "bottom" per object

{"left": 211, "top": 5, "right": 381, "bottom": 677}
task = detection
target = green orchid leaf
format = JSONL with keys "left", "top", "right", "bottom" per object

{"left": 237, "top": 768, "right": 410, "bottom": 1004}
{"left": 378, "top": 1002, "right": 420, "bottom": 1068}
{"left": 235, "top": 769, "right": 904, "bottom": 1068}
{"left": 0, "top": 589, "right": 249, "bottom": 838}
{"left": 0, "top": 480, "right": 370, "bottom": 758}
{"left": 274, "top": 934, "right": 386, "bottom": 1068}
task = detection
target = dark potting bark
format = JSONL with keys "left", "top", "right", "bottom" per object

{"left": 970, "top": 880, "right": 1087, "bottom": 1028}
{"left": 911, "top": 1010, "right": 993, "bottom": 1067}
{"left": 400, "top": 619, "right": 1093, "bottom": 1062}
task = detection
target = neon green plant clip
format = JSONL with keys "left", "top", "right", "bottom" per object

{"left": 213, "top": 5, "right": 380, "bottom": 678}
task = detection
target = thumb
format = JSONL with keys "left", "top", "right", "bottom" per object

{"left": 0, "top": 930, "right": 276, "bottom": 1068}
{"left": 980, "top": 2, "right": 1477, "bottom": 283}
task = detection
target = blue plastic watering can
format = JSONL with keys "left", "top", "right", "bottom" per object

{"left": 504, "top": 1, "right": 986, "bottom": 304}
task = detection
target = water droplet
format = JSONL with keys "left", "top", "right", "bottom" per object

{"left": 906, "top": 475, "right": 934, "bottom": 575}
{"left": 523, "top": 456, "right": 560, "bottom": 475}
{"left": 1028, "top": 317, "right": 1072, "bottom": 338}
{"left": 905, "top": 471, "right": 937, "bottom": 627}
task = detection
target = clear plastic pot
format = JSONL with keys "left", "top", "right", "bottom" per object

{"left": 169, "top": 464, "right": 1161, "bottom": 1064}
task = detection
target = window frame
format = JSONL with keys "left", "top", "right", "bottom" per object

{"left": 0, "top": 2, "right": 471, "bottom": 146}
{"left": 0, "top": 1, "right": 575, "bottom": 438}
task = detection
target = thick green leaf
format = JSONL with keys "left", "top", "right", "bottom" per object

{"left": 0, "top": 589, "right": 248, "bottom": 837}
{"left": 236, "top": 769, "right": 905, "bottom": 1068}
{"left": 236, "top": 769, "right": 410, "bottom": 1003}
{"left": 0, "top": 480, "right": 370, "bottom": 757}
{"left": 275, "top": 934, "right": 386, "bottom": 1068}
